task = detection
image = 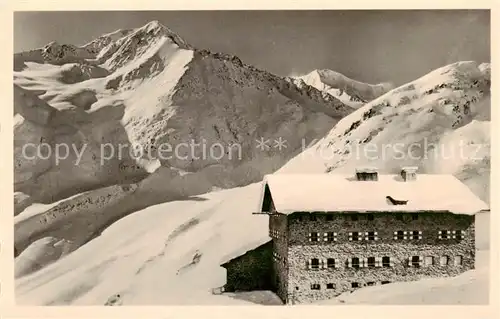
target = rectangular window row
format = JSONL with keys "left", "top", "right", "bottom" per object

{"left": 308, "top": 232, "right": 338, "bottom": 242}
{"left": 307, "top": 230, "right": 466, "bottom": 242}
{"left": 393, "top": 231, "right": 422, "bottom": 240}
{"left": 308, "top": 281, "right": 391, "bottom": 291}
{"left": 438, "top": 230, "right": 465, "bottom": 240}
{"left": 307, "top": 255, "right": 464, "bottom": 270}
{"left": 297, "top": 213, "right": 419, "bottom": 222}
{"left": 306, "top": 258, "right": 339, "bottom": 269}
{"left": 408, "top": 255, "right": 463, "bottom": 267}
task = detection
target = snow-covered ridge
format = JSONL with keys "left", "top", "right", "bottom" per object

{"left": 297, "top": 69, "right": 393, "bottom": 108}
{"left": 81, "top": 28, "right": 134, "bottom": 55}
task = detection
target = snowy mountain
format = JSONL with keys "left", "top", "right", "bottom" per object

{"left": 13, "top": 20, "right": 490, "bottom": 305}
{"left": 297, "top": 69, "right": 394, "bottom": 108}
{"left": 282, "top": 61, "right": 490, "bottom": 203}
{"left": 14, "top": 21, "right": 354, "bottom": 259}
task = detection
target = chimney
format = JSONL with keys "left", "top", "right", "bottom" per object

{"left": 401, "top": 166, "right": 418, "bottom": 182}
{"left": 355, "top": 167, "right": 378, "bottom": 181}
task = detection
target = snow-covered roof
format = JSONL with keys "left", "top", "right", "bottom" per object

{"left": 220, "top": 238, "right": 272, "bottom": 266}
{"left": 258, "top": 173, "right": 489, "bottom": 215}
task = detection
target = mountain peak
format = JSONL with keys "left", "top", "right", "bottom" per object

{"left": 298, "top": 68, "right": 394, "bottom": 106}
{"left": 138, "top": 20, "right": 167, "bottom": 34}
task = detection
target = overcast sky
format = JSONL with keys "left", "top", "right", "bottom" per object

{"left": 14, "top": 10, "right": 490, "bottom": 85}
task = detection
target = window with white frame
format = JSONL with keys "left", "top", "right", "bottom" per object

{"left": 424, "top": 256, "right": 434, "bottom": 266}
{"left": 308, "top": 232, "right": 319, "bottom": 242}
{"left": 409, "top": 256, "right": 422, "bottom": 267}
{"left": 348, "top": 257, "right": 361, "bottom": 268}
{"left": 409, "top": 230, "right": 422, "bottom": 240}
{"left": 324, "top": 232, "right": 337, "bottom": 242}
{"left": 452, "top": 230, "right": 465, "bottom": 240}
{"left": 366, "top": 256, "right": 376, "bottom": 268}
{"left": 365, "top": 231, "right": 378, "bottom": 241}
{"left": 393, "top": 230, "right": 407, "bottom": 240}
{"left": 438, "top": 230, "right": 452, "bottom": 239}
{"left": 454, "top": 255, "right": 463, "bottom": 266}
{"left": 326, "top": 258, "right": 336, "bottom": 269}
{"left": 382, "top": 256, "right": 393, "bottom": 267}
{"left": 311, "top": 283, "right": 321, "bottom": 290}
{"left": 273, "top": 251, "right": 281, "bottom": 262}
{"left": 349, "top": 231, "right": 362, "bottom": 241}
{"left": 440, "top": 255, "right": 449, "bottom": 266}
{"left": 307, "top": 258, "right": 321, "bottom": 270}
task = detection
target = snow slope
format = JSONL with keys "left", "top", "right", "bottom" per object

{"left": 281, "top": 61, "right": 491, "bottom": 203}
{"left": 297, "top": 69, "right": 393, "bottom": 108}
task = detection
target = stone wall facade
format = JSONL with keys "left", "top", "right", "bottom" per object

{"left": 269, "top": 202, "right": 289, "bottom": 303}
{"left": 284, "top": 211, "right": 475, "bottom": 304}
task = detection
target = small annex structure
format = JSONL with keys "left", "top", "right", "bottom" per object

{"left": 219, "top": 167, "right": 489, "bottom": 304}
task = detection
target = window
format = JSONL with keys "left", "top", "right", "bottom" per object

{"left": 311, "top": 283, "right": 321, "bottom": 290}
{"left": 367, "top": 282, "right": 376, "bottom": 286}
{"left": 324, "top": 232, "right": 337, "bottom": 242}
{"left": 454, "top": 255, "right": 463, "bottom": 266}
{"left": 412, "top": 214, "right": 418, "bottom": 220}
{"left": 425, "top": 256, "right": 434, "bottom": 266}
{"left": 349, "top": 257, "right": 361, "bottom": 269}
{"left": 327, "top": 283, "right": 335, "bottom": 289}
{"left": 308, "top": 258, "right": 320, "bottom": 269}
{"left": 393, "top": 231, "right": 407, "bottom": 240}
{"left": 410, "top": 256, "right": 422, "bottom": 267}
{"left": 381, "top": 281, "right": 391, "bottom": 285}
{"left": 365, "top": 231, "right": 378, "bottom": 241}
{"left": 295, "top": 286, "right": 299, "bottom": 291}
{"left": 453, "top": 230, "right": 465, "bottom": 240}
{"left": 410, "top": 230, "right": 422, "bottom": 240}
{"left": 367, "top": 214, "right": 374, "bottom": 221}
{"left": 367, "top": 257, "right": 376, "bottom": 268}
{"left": 351, "top": 282, "right": 360, "bottom": 288}
{"left": 310, "top": 215, "right": 317, "bottom": 221}
{"left": 438, "top": 230, "right": 451, "bottom": 240}
{"left": 326, "top": 215, "right": 334, "bottom": 221}
{"left": 327, "top": 258, "right": 336, "bottom": 269}
{"left": 440, "top": 256, "right": 449, "bottom": 266}
{"left": 308, "top": 232, "right": 319, "bottom": 242}
{"left": 349, "top": 231, "right": 362, "bottom": 241}
{"left": 382, "top": 256, "right": 392, "bottom": 267}
{"left": 351, "top": 214, "right": 359, "bottom": 221}
{"left": 273, "top": 251, "right": 281, "bottom": 262}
